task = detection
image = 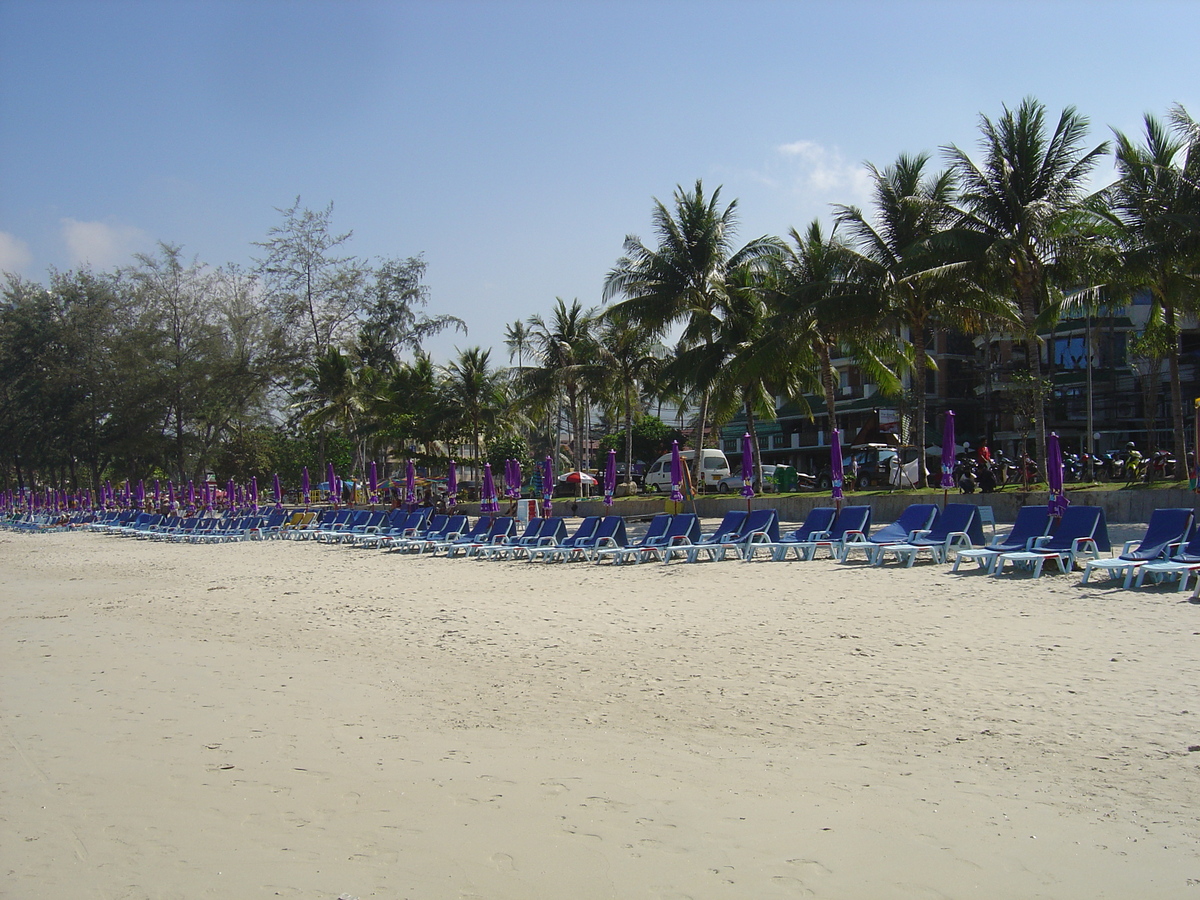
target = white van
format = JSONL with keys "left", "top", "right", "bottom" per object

{"left": 643, "top": 449, "right": 731, "bottom": 493}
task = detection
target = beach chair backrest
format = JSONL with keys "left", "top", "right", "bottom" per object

{"left": 710, "top": 510, "right": 749, "bottom": 540}
{"left": 1042, "top": 506, "right": 1102, "bottom": 552}
{"left": 563, "top": 516, "right": 601, "bottom": 547}
{"left": 540, "top": 517, "right": 568, "bottom": 543}
{"left": 487, "top": 517, "right": 516, "bottom": 540}
{"left": 640, "top": 514, "right": 673, "bottom": 546}
{"left": 872, "top": 504, "right": 938, "bottom": 544}
{"left": 829, "top": 506, "right": 872, "bottom": 540}
{"left": 422, "top": 514, "right": 449, "bottom": 536}
{"left": 735, "top": 508, "right": 779, "bottom": 543}
{"left": 1123, "top": 508, "right": 1193, "bottom": 561}
{"left": 998, "top": 505, "right": 1052, "bottom": 550}
{"left": 666, "top": 513, "right": 701, "bottom": 542}
{"left": 793, "top": 507, "right": 836, "bottom": 540}
{"left": 516, "top": 518, "right": 543, "bottom": 541}
{"left": 928, "top": 504, "right": 982, "bottom": 544}
{"left": 595, "top": 516, "right": 628, "bottom": 546}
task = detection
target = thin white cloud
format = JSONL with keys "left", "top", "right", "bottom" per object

{"left": 775, "top": 139, "right": 872, "bottom": 206}
{"left": 60, "top": 218, "right": 149, "bottom": 268}
{"left": 0, "top": 231, "right": 33, "bottom": 273}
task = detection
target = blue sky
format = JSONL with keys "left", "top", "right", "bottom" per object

{"left": 2, "top": 0, "right": 1197, "bottom": 363}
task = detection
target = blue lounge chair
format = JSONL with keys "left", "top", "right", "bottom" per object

{"left": 1081, "top": 508, "right": 1193, "bottom": 587}
{"left": 746, "top": 507, "right": 835, "bottom": 561}
{"left": 951, "top": 506, "right": 1053, "bottom": 573}
{"left": 788, "top": 506, "right": 872, "bottom": 560}
{"left": 527, "top": 516, "right": 602, "bottom": 562}
{"left": 1131, "top": 526, "right": 1200, "bottom": 592}
{"left": 626, "top": 514, "right": 701, "bottom": 563}
{"left": 662, "top": 510, "right": 749, "bottom": 563}
{"left": 688, "top": 508, "right": 779, "bottom": 562}
{"left": 446, "top": 516, "right": 516, "bottom": 557}
{"left": 595, "top": 514, "right": 673, "bottom": 564}
{"left": 994, "top": 506, "right": 1110, "bottom": 577}
{"left": 877, "top": 504, "right": 986, "bottom": 566}
{"left": 840, "top": 503, "right": 938, "bottom": 564}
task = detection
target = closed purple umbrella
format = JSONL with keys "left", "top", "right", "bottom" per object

{"left": 326, "top": 463, "right": 338, "bottom": 506}
{"left": 154, "top": 479, "right": 161, "bottom": 505}
{"left": 740, "top": 433, "right": 755, "bottom": 510}
{"left": 669, "top": 440, "right": 684, "bottom": 504}
{"left": 187, "top": 480, "right": 196, "bottom": 509}
{"left": 1047, "top": 432, "right": 1069, "bottom": 517}
{"left": 273, "top": 473, "right": 283, "bottom": 509}
{"left": 227, "top": 478, "right": 236, "bottom": 512}
{"left": 168, "top": 482, "right": 175, "bottom": 506}
{"left": 831, "top": 428, "right": 845, "bottom": 511}
{"left": 368, "top": 461, "right": 378, "bottom": 505}
{"left": 301, "top": 467, "right": 310, "bottom": 506}
{"left": 541, "top": 455, "right": 553, "bottom": 517}
{"left": 250, "top": 476, "right": 259, "bottom": 512}
{"left": 447, "top": 460, "right": 458, "bottom": 509}
{"left": 135, "top": 479, "right": 145, "bottom": 508}
{"left": 405, "top": 459, "right": 416, "bottom": 509}
{"left": 510, "top": 459, "right": 522, "bottom": 500}
{"left": 604, "top": 448, "right": 616, "bottom": 508}
{"left": 481, "top": 463, "right": 500, "bottom": 514}
{"left": 940, "top": 409, "right": 957, "bottom": 506}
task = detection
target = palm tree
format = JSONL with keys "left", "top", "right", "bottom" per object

{"left": 521, "top": 299, "right": 600, "bottom": 472}
{"left": 764, "top": 220, "right": 899, "bottom": 441}
{"left": 1105, "top": 105, "right": 1200, "bottom": 469}
{"left": 504, "top": 319, "right": 532, "bottom": 373}
{"left": 443, "top": 347, "right": 508, "bottom": 476}
{"left": 835, "top": 152, "right": 1013, "bottom": 471}
{"left": 603, "top": 180, "right": 781, "bottom": 487}
{"left": 291, "top": 346, "right": 365, "bottom": 476}
{"left": 594, "top": 319, "right": 665, "bottom": 490}
{"left": 944, "top": 97, "right": 1110, "bottom": 468}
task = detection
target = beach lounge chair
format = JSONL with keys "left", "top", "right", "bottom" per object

{"left": 662, "top": 510, "right": 749, "bottom": 563}
{"left": 363, "top": 509, "right": 431, "bottom": 548}
{"left": 840, "top": 503, "right": 938, "bottom": 564}
{"left": 684, "top": 508, "right": 780, "bottom": 562}
{"left": 1130, "top": 526, "right": 1200, "bottom": 592}
{"left": 581, "top": 516, "right": 629, "bottom": 561}
{"left": 875, "top": 504, "right": 986, "bottom": 566}
{"left": 444, "top": 517, "right": 516, "bottom": 557}
{"left": 744, "top": 507, "right": 835, "bottom": 561}
{"left": 1081, "top": 508, "right": 1193, "bottom": 587}
{"left": 387, "top": 514, "right": 452, "bottom": 552}
{"left": 993, "top": 506, "right": 1110, "bottom": 577}
{"left": 625, "top": 514, "right": 701, "bottom": 563}
{"left": 527, "top": 516, "right": 602, "bottom": 562}
{"left": 478, "top": 517, "right": 567, "bottom": 560}
{"left": 408, "top": 514, "right": 471, "bottom": 554}
{"left": 787, "top": 506, "right": 872, "bottom": 561}
{"left": 951, "top": 505, "right": 1053, "bottom": 573}
{"left": 426, "top": 516, "right": 492, "bottom": 555}
{"left": 595, "top": 514, "right": 673, "bottom": 564}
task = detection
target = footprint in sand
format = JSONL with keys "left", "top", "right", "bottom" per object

{"left": 786, "top": 859, "right": 832, "bottom": 877}
{"left": 490, "top": 852, "right": 516, "bottom": 871}
{"left": 771, "top": 875, "right": 816, "bottom": 894}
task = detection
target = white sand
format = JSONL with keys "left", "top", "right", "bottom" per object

{"left": 4, "top": 527, "right": 1200, "bottom": 899}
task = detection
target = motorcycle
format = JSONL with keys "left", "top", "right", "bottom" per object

{"left": 1061, "top": 451, "right": 1084, "bottom": 483}
{"left": 954, "top": 456, "right": 977, "bottom": 494}
{"left": 1150, "top": 449, "right": 1176, "bottom": 480}
{"left": 991, "top": 450, "right": 1020, "bottom": 488}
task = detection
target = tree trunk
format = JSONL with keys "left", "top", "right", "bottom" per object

{"left": 913, "top": 322, "right": 928, "bottom": 489}
{"left": 1167, "top": 308, "right": 1186, "bottom": 474}
{"left": 691, "top": 390, "right": 710, "bottom": 491}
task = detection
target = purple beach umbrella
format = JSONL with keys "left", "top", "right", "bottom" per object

{"left": 301, "top": 467, "right": 310, "bottom": 506}
{"left": 326, "top": 463, "right": 338, "bottom": 507}
{"left": 541, "top": 456, "right": 553, "bottom": 518}
{"left": 831, "top": 428, "right": 845, "bottom": 511}
{"left": 1047, "top": 432, "right": 1069, "bottom": 517}
{"left": 273, "top": 473, "right": 283, "bottom": 509}
{"left": 669, "top": 440, "right": 684, "bottom": 504}
{"left": 227, "top": 478, "right": 236, "bottom": 511}
{"left": 480, "top": 463, "right": 500, "bottom": 514}
{"left": 250, "top": 476, "right": 259, "bottom": 512}
{"left": 368, "top": 461, "right": 378, "bottom": 505}
{"left": 447, "top": 459, "right": 458, "bottom": 509}
{"left": 604, "top": 448, "right": 616, "bottom": 508}
{"left": 187, "top": 480, "right": 196, "bottom": 509}
{"left": 740, "top": 433, "right": 755, "bottom": 510}
{"left": 940, "top": 409, "right": 957, "bottom": 506}
{"left": 510, "top": 459, "right": 522, "bottom": 500}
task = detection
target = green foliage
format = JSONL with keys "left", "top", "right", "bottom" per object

{"left": 485, "top": 433, "right": 529, "bottom": 473}
{"left": 598, "top": 415, "right": 683, "bottom": 462}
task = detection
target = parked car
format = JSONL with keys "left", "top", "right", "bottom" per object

{"left": 718, "top": 464, "right": 779, "bottom": 493}
{"left": 815, "top": 443, "right": 923, "bottom": 490}
{"left": 643, "top": 449, "right": 731, "bottom": 493}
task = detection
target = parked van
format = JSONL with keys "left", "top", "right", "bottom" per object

{"left": 643, "top": 449, "right": 731, "bottom": 493}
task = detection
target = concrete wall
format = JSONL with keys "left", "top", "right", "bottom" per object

{"left": 462, "top": 489, "right": 1199, "bottom": 525}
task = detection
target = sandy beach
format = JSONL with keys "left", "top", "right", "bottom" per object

{"left": 4, "top": 524, "right": 1200, "bottom": 899}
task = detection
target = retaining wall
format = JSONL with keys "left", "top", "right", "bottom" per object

{"left": 461, "top": 488, "right": 1198, "bottom": 525}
